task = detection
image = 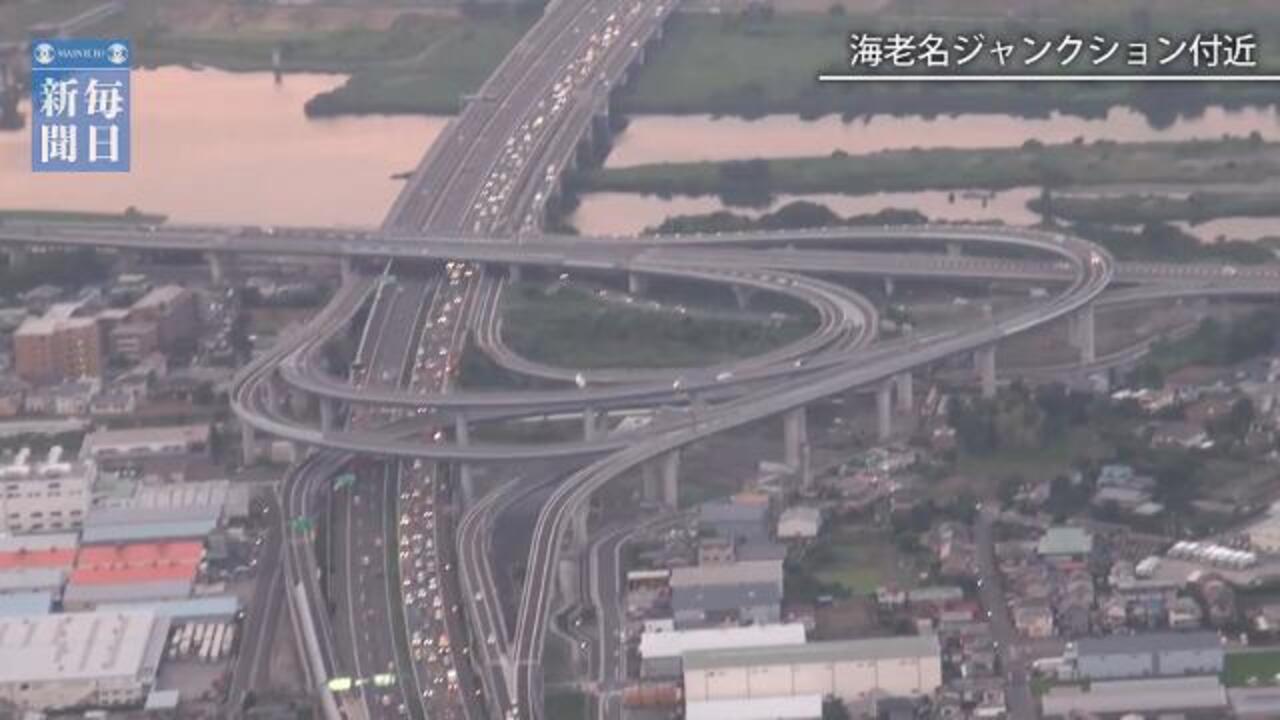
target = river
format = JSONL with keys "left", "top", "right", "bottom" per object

{"left": 0, "top": 67, "right": 446, "bottom": 226}
{"left": 605, "top": 106, "right": 1280, "bottom": 167}
{"left": 575, "top": 105, "right": 1280, "bottom": 240}
{"left": 3, "top": 70, "right": 1277, "bottom": 241}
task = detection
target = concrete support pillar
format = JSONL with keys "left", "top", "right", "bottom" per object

{"left": 208, "top": 251, "right": 228, "bottom": 285}
{"left": 339, "top": 257, "right": 355, "bottom": 284}
{"left": 583, "top": 406, "right": 600, "bottom": 442}
{"left": 628, "top": 272, "right": 649, "bottom": 296}
{"left": 1076, "top": 303, "right": 1096, "bottom": 364}
{"left": 731, "top": 284, "right": 755, "bottom": 310}
{"left": 660, "top": 450, "right": 680, "bottom": 508}
{"left": 319, "top": 398, "right": 334, "bottom": 431}
{"left": 287, "top": 389, "right": 312, "bottom": 420}
{"left": 7, "top": 247, "right": 29, "bottom": 271}
{"left": 895, "top": 371, "right": 914, "bottom": 413}
{"left": 240, "top": 423, "right": 257, "bottom": 466}
{"left": 975, "top": 345, "right": 997, "bottom": 399}
{"left": 946, "top": 242, "right": 962, "bottom": 258}
{"left": 508, "top": 264, "right": 522, "bottom": 283}
{"left": 783, "top": 407, "right": 811, "bottom": 488}
{"left": 557, "top": 556, "right": 580, "bottom": 605}
{"left": 572, "top": 504, "right": 589, "bottom": 545}
{"left": 455, "top": 415, "right": 473, "bottom": 506}
{"left": 883, "top": 276, "right": 895, "bottom": 297}
{"left": 876, "top": 382, "right": 893, "bottom": 442}
{"left": 641, "top": 463, "right": 660, "bottom": 502}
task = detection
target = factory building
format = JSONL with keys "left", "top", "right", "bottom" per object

{"left": 0, "top": 447, "right": 93, "bottom": 534}
{"left": 1068, "top": 631, "right": 1224, "bottom": 680}
{"left": 63, "top": 541, "right": 203, "bottom": 610}
{"left": 0, "top": 610, "right": 170, "bottom": 711}
{"left": 683, "top": 635, "right": 942, "bottom": 705}
{"left": 640, "top": 623, "right": 807, "bottom": 678}
{"left": 670, "top": 560, "right": 784, "bottom": 628}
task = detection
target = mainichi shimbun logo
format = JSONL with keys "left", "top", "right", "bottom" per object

{"left": 32, "top": 43, "right": 55, "bottom": 65}
{"left": 106, "top": 43, "right": 129, "bottom": 65}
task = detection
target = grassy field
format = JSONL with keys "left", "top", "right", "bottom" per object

{"left": 544, "top": 690, "right": 589, "bottom": 720}
{"left": 617, "top": 11, "right": 1280, "bottom": 117}
{"left": 500, "top": 282, "right": 815, "bottom": 369}
{"left": 951, "top": 427, "right": 1110, "bottom": 498}
{"left": 1224, "top": 650, "right": 1280, "bottom": 688}
{"left": 805, "top": 527, "right": 922, "bottom": 594}
{"left": 580, "top": 137, "right": 1280, "bottom": 198}
{"left": 303, "top": 14, "right": 535, "bottom": 116}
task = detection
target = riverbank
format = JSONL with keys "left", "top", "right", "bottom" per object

{"left": 81, "top": 1, "right": 536, "bottom": 115}
{"left": 13, "top": 1, "right": 1280, "bottom": 122}
{"left": 574, "top": 136, "right": 1280, "bottom": 203}
{"left": 1030, "top": 191, "right": 1280, "bottom": 226}
{"left": 615, "top": 13, "right": 1280, "bottom": 121}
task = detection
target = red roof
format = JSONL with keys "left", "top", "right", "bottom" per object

{"left": 70, "top": 541, "right": 203, "bottom": 585}
{"left": 0, "top": 549, "right": 76, "bottom": 570}
{"left": 70, "top": 564, "right": 196, "bottom": 585}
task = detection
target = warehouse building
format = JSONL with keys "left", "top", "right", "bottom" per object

{"left": 640, "top": 623, "right": 807, "bottom": 678}
{"left": 0, "top": 567, "right": 65, "bottom": 599}
{"left": 63, "top": 541, "right": 202, "bottom": 610}
{"left": 0, "top": 610, "right": 170, "bottom": 711}
{"left": 670, "top": 560, "right": 784, "bottom": 628}
{"left": 683, "top": 635, "right": 942, "bottom": 705}
{"left": 1068, "top": 631, "right": 1223, "bottom": 680}
{"left": 98, "top": 595, "right": 240, "bottom": 623}
{"left": 0, "top": 533, "right": 78, "bottom": 572}
{"left": 0, "top": 590, "right": 53, "bottom": 616}
{"left": 685, "top": 695, "right": 824, "bottom": 720}
{"left": 1041, "top": 675, "right": 1227, "bottom": 717}
{"left": 80, "top": 424, "right": 210, "bottom": 463}
{"left": 82, "top": 479, "right": 238, "bottom": 543}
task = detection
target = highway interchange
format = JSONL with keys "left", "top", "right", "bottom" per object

{"left": 9, "top": 1, "right": 1280, "bottom": 719}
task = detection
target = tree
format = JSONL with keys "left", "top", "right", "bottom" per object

{"left": 1209, "top": 397, "right": 1255, "bottom": 446}
{"left": 822, "top": 699, "right": 851, "bottom": 720}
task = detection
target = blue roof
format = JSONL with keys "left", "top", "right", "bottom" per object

{"left": 96, "top": 595, "right": 240, "bottom": 620}
{"left": 80, "top": 518, "right": 216, "bottom": 544}
{"left": 0, "top": 590, "right": 53, "bottom": 616}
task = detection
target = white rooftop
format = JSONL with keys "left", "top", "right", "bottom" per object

{"left": 641, "top": 622, "right": 806, "bottom": 660}
{"left": 0, "top": 610, "right": 169, "bottom": 685}
{"left": 670, "top": 560, "right": 783, "bottom": 588}
{"left": 686, "top": 695, "right": 824, "bottom": 720}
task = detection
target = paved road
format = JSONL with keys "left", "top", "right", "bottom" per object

{"left": 227, "top": 488, "right": 283, "bottom": 713}
{"left": 975, "top": 508, "right": 1036, "bottom": 720}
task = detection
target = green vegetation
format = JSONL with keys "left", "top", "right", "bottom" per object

{"left": 90, "top": 4, "right": 536, "bottom": 115}
{"left": 1067, "top": 223, "right": 1274, "bottom": 265}
{"left": 647, "top": 199, "right": 926, "bottom": 235}
{"left": 304, "top": 13, "right": 536, "bottom": 116}
{"left": 0, "top": 248, "right": 111, "bottom": 300}
{"left": 945, "top": 384, "right": 1116, "bottom": 498}
{"left": 1033, "top": 185, "right": 1280, "bottom": 229}
{"left": 1134, "top": 307, "right": 1280, "bottom": 381}
{"left": 1224, "top": 650, "right": 1280, "bottom": 688}
{"left": 500, "top": 282, "right": 816, "bottom": 369}
{"left": 618, "top": 10, "right": 1280, "bottom": 119}
{"left": 543, "top": 690, "right": 589, "bottom": 720}
{"left": 796, "top": 527, "right": 922, "bottom": 596}
{"left": 578, "top": 138, "right": 1280, "bottom": 201}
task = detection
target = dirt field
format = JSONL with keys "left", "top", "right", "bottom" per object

{"left": 142, "top": 0, "right": 457, "bottom": 35}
